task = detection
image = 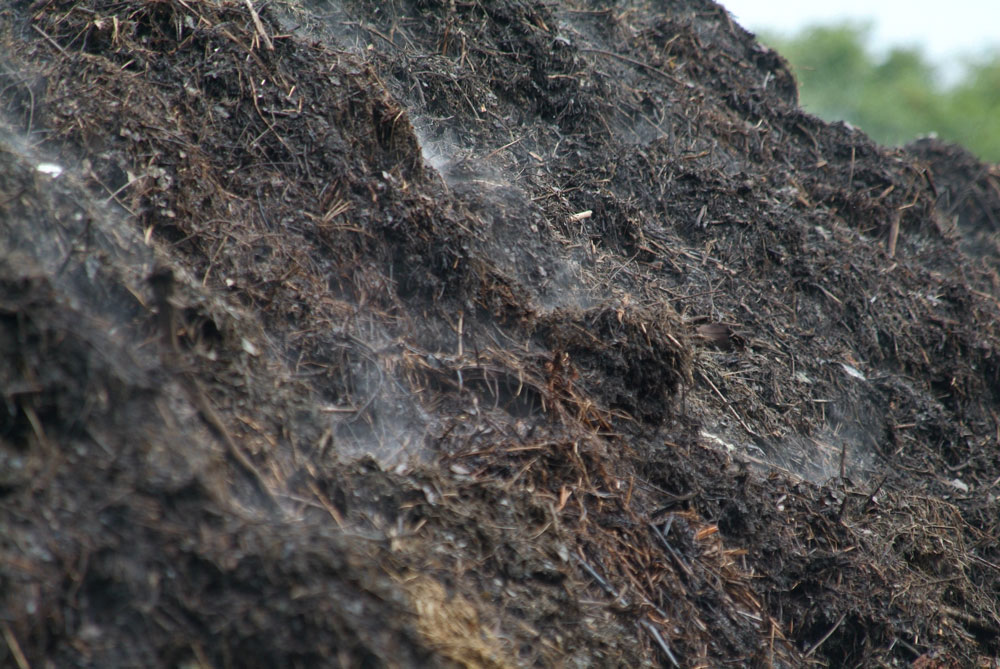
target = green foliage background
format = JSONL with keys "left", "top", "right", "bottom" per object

{"left": 761, "top": 23, "right": 1000, "bottom": 163}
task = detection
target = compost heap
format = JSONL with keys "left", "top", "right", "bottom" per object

{"left": 2, "top": 0, "right": 999, "bottom": 666}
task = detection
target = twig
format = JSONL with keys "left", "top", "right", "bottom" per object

{"left": 187, "top": 375, "right": 282, "bottom": 511}
{"left": 639, "top": 620, "right": 680, "bottom": 668}
{"left": 609, "top": 251, "right": 640, "bottom": 282}
{"left": 809, "top": 282, "right": 843, "bottom": 305}
{"left": 971, "top": 554, "right": 1000, "bottom": 573}
{"left": 307, "top": 479, "right": 344, "bottom": 528}
{"left": 865, "top": 474, "right": 888, "bottom": 510}
{"left": 86, "top": 168, "right": 138, "bottom": 217}
{"left": 248, "top": 78, "right": 299, "bottom": 165}
{"left": 649, "top": 521, "right": 694, "bottom": 580}
{"left": 697, "top": 369, "right": 763, "bottom": 438}
{"left": 848, "top": 145, "right": 855, "bottom": 188}
{"left": 579, "top": 47, "right": 686, "bottom": 87}
{"left": 244, "top": 0, "right": 274, "bottom": 51}
{"left": 24, "top": 405, "right": 59, "bottom": 494}
{"left": 149, "top": 268, "right": 280, "bottom": 512}
{"left": 575, "top": 555, "right": 618, "bottom": 598}
{"left": 887, "top": 211, "right": 901, "bottom": 258}
{"left": 839, "top": 440, "right": 847, "bottom": 480}
{"left": 32, "top": 23, "right": 69, "bottom": 57}
{"left": 804, "top": 613, "right": 845, "bottom": 657}
{"left": 102, "top": 172, "right": 147, "bottom": 205}
{"left": 483, "top": 136, "right": 523, "bottom": 160}
{"left": 1, "top": 623, "right": 31, "bottom": 669}
{"left": 55, "top": 215, "right": 92, "bottom": 276}
{"left": 935, "top": 603, "right": 1000, "bottom": 634}
{"left": 576, "top": 555, "right": 680, "bottom": 667}
{"left": 0, "top": 64, "right": 35, "bottom": 136}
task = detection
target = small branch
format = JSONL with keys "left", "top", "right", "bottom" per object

{"left": 307, "top": 480, "right": 344, "bottom": 528}
{"left": 577, "top": 553, "right": 680, "bottom": 667}
{"left": 887, "top": 211, "right": 901, "bottom": 258}
{"left": 575, "top": 555, "right": 618, "bottom": 598}
{"left": 848, "top": 145, "right": 856, "bottom": 188}
{"left": 639, "top": 620, "right": 680, "bottom": 668}
{"left": 483, "top": 136, "right": 523, "bottom": 160}
{"left": 32, "top": 23, "right": 69, "bottom": 57}
{"left": 649, "top": 521, "right": 694, "bottom": 580}
{"left": 244, "top": 0, "right": 274, "bottom": 51}
{"left": 579, "top": 47, "right": 687, "bottom": 87}
{"left": 149, "top": 268, "right": 280, "bottom": 512}
{"left": 697, "top": 369, "right": 763, "bottom": 438}
{"left": 2, "top": 623, "right": 31, "bottom": 669}
{"left": 804, "top": 613, "right": 846, "bottom": 657}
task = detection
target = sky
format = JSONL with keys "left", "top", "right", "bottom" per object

{"left": 721, "top": 0, "right": 1000, "bottom": 66}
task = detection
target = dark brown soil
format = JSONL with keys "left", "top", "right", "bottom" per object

{"left": 2, "top": 1, "right": 999, "bottom": 667}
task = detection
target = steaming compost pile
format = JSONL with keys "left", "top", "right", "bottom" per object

{"left": 2, "top": 0, "right": 1000, "bottom": 666}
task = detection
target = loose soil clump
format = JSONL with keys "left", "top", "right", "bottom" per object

{"left": 2, "top": 1, "right": 999, "bottom": 667}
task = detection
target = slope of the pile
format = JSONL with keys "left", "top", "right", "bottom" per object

{"left": 1, "top": 0, "right": 998, "bottom": 667}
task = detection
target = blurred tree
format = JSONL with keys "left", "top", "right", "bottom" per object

{"left": 949, "top": 56, "right": 1000, "bottom": 160}
{"left": 761, "top": 23, "right": 1000, "bottom": 162}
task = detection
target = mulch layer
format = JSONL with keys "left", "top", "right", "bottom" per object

{"left": 2, "top": 1, "right": 999, "bottom": 666}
